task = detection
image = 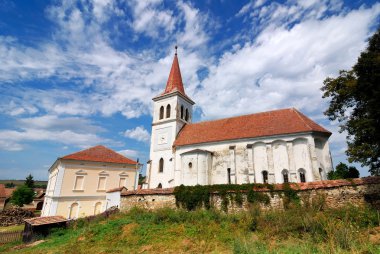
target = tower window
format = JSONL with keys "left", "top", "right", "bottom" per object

{"left": 188, "top": 162, "right": 192, "bottom": 169}
{"left": 299, "top": 169, "right": 306, "bottom": 183}
{"left": 180, "top": 105, "right": 184, "bottom": 119}
{"left": 185, "top": 109, "right": 189, "bottom": 121}
{"left": 159, "top": 106, "right": 164, "bottom": 120}
{"left": 262, "top": 170, "right": 268, "bottom": 184}
{"left": 157, "top": 183, "right": 162, "bottom": 189}
{"left": 166, "top": 104, "right": 171, "bottom": 118}
{"left": 159, "top": 158, "right": 164, "bottom": 173}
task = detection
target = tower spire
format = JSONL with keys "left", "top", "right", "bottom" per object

{"left": 164, "top": 46, "right": 185, "bottom": 95}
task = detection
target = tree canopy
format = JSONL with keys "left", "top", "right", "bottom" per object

{"left": 321, "top": 27, "right": 380, "bottom": 175}
{"left": 328, "top": 162, "right": 360, "bottom": 180}
{"left": 11, "top": 185, "right": 35, "bottom": 207}
{"left": 25, "top": 174, "right": 35, "bottom": 189}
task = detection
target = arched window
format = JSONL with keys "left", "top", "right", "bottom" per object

{"left": 159, "top": 106, "right": 164, "bottom": 120}
{"left": 188, "top": 162, "right": 192, "bottom": 169}
{"left": 69, "top": 202, "right": 79, "bottom": 219}
{"left": 94, "top": 202, "right": 102, "bottom": 215}
{"left": 159, "top": 158, "right": 164, "bottom": 173}
{"left": 319, "top": 168, "right": 324, "bottom": 180}
{"left": 185, "top": 108, "right": 189, "bottom": 121}
{"left": 180, "top": 105, "right": 184, "bottom": 119}
{"left": 282, "top": 169, "right": 289, "bottom": 183}
{"left": 299, "top": 169, "right": 306, "bottom": 183}
{"left": 166, "top": 104, "right": 171, "bottom": 118}
{"left": 157, "top": 183, "right": 162, "bottom": 189}
{"left": 262, "top": 170, "right": 268, "bottom": 184}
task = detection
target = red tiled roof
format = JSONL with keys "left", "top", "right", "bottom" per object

{"left": 4, "top": 188, "right": 15, "bottom": 198}
{"left": 106, "top": 186, "right": 128, "bottom": 193}
{"left": 174, "top": 108, "right": 331, "bottom": 147}
{"left": 121, "top": 177, "right": 380, "bottom": 195}
{"left": 122, "top": 188, "right": 175, "bottom": 196}
{"left": 61, "top": 145, "right": 138, "bottom": 165}
{"left": 25, "top": 216, "right": 67, "bottom": 226}
{"left": 0, "top": 184, "right": 5, "bottom": 198}
{"left": 163, "top": 52, "right": 185, "bottom": 96}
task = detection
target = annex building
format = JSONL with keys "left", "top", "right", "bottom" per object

{"left": 146, "top": 49, "right": 333, "bottom": 189}
{"left": 42, "top": 145, "right": 140, "bottom": 218}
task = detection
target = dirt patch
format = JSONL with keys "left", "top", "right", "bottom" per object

{"left": 121, "top": 223, "right": 138, "bottom": 238}
{"left": 369, "top": 226, "right": 380, "bottom": 244}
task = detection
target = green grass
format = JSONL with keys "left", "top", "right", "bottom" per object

{"left": 1, "top": 205, "right": 380, "bottom": 254}
{"left": 0, "top": 224, "right": 24, "bottom": 232}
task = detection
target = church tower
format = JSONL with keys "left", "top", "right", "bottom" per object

{"left": 147, "top": 47, "right": 195, "bottom": 189}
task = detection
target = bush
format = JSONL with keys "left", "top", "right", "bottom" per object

{"left": 11, "top": 185, "right": 35, "bottom": 207}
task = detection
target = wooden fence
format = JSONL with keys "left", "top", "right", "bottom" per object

{"left": 0, "top": 230, "right": 23, "bottom": 243}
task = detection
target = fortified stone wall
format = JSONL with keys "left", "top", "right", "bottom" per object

{"left": 120, "top": 177, "right": 380, "bottom": 212}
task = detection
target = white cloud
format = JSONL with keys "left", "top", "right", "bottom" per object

{"left": 196, "top": 3, "right": 380, "bottom": 120}
{"left": 127, "top": 0, "right": 175, "bottom": 38}
{"left": 118, "top": 149, "right": 139, "bottom": 158}
{"left": 124, "top": 126, "right": 150, "bottom": 143}
{"left": 0, "top": 115, "right": 117, "bottom": 151}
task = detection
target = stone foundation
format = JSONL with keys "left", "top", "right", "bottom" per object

{"left": 120, "top": 177, "right": 380, "bottom": 212}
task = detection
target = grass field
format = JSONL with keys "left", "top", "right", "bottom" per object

{"left": 1, "top": 204, "right": 379, "bottom": 254}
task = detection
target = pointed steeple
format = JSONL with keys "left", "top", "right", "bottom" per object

{"left": 164, "top": 46, "right": 186, "bottom": 95}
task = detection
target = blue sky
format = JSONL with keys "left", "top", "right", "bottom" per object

{"left": 0, "top": 0, "right": 379, "bottom": 180}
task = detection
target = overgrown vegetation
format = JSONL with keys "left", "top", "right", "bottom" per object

{"left": 174, "top": 183, "right": 274, "bottom": 212}
{"left": 2, "top": 205, "right": 379, "bottom": 254}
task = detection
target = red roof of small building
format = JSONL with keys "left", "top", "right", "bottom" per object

{"left": 25, "top": 216, "right": 67, "bottom": 226}
{"left": 61, "top": 145, "right": 138, "bottom": 165}
{"left": 0, "top": 184, "right": 5, "bottom": 198}
{"left": 174, "top": 108, "right": 331, "bottom": 147}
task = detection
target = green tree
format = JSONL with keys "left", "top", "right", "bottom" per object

{"left": 321, "top": 27, "right": 380, "bottom": 175}
{"left": 5, "top": 182, "right": 15, "bottom": 188}
{"left": 25, "top": 174, "right": 35, "bottom": 189}
{"left": 11, "top": 185, "right": 35, "bottom": 207}
{"left": 328, "top": 162, "right": 360, "bottom": 180}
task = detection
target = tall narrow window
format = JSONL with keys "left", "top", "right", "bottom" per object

{"left": 159, "top": 106, "right": 164, "bottom": 120}
{"left": 166, "top": 104, "right": 171, "bottom": 118}
{"left": 159, "top": 158, "right": 164, "bottom": 173}
{"left": 185, "top": 109, "right": 189, "bottom": 121}
{"left": 97, "top": 176, "right": 106, "bottom": 190}
{"left": 119, "top": 177, "right": 126, "bottom": 187}
{"left": 180, "top": 105, "right": 184, "bottom": 119}
{"left": 227, "top": 168, "right": 231, "bottom": 184}
{"left": 282, "top": 169, "right": 289, "bottom": 183}
{"left": 157, "top": 183, "right": 162, "bottom": 189}
{"left": 74, "top": 176, "right": 84, "bottom": 190}
{"left": 319, "top": 168, "right": 323, "bottom": 181}
{"left": 262, "top": 170, "right": 268, "bottom": 184}
{"left": 299, "top": 169, "right": 306, "bottom": 183}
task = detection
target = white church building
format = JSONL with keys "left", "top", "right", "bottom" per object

{"left": 146, "top": 49, "right": 333, "bottom": 189}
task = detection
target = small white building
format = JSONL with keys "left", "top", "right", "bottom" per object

{"left": 146, "top": 50, "right": 333, "bottom": 189}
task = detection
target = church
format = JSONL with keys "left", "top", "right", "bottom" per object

{"left": 146, "top": 48, "right": 333, "bottom": 189}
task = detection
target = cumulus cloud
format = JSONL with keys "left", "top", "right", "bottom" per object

{"left": 118, "top": 149, "right": 139, "bottom": 158}
{"left": 0, "top": 115, "right": 116, "bottom": 151}
{"left": 124, "top": 126, "right": 150, "bottom": 143}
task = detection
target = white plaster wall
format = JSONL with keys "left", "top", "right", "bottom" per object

{"left": 253, "top": 142, "right": 268, "bottom": 183}
{"left": 173, "top": 133, "right": 325, "bottom": 186}
{"left": 106, "top": 191, "right": 121, "bottom": 209}
{"left": 293, "top": 138, "right": 313, "bottom": 182}
{"left": 272, "top": 140, "right": 289, "bottom": 183}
